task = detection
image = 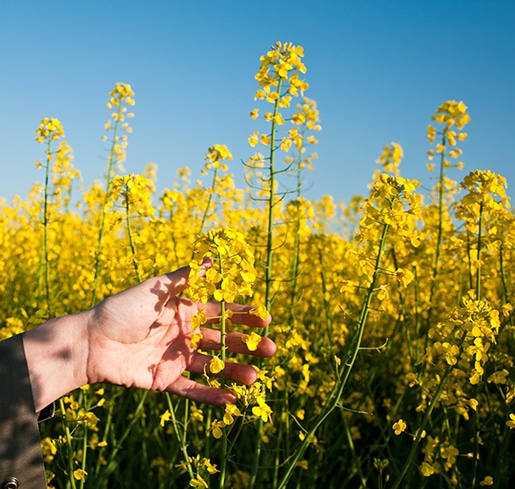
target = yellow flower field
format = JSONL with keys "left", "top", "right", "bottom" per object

{"left": 1, "top": 41, "right": 514, "bottom": 488}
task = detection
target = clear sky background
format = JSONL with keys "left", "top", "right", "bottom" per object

{"left": 1, "top": 0, "right": 514, "bottom": 207}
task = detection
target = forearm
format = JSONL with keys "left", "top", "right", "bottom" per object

{"left": 23, "top": 312, "right": 89, "bottom": 413}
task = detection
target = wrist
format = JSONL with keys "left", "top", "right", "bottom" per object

{"left": 23, "top": 311, "right": 90, "bottom": 412}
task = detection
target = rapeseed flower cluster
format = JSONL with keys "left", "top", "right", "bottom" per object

{"left": 188, "top": 228, "right": 258, "bottom": 304}
{"left": 427, "top": 99, "right": 469, "bottom": 170}
{"left": 110, "top": 173, "right": 156, "bottom": 217}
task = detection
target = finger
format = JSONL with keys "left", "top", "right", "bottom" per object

{"left": 198, "top": 328, "right": 277, "bottom": 358}
{"left": 188, "top": 352, "right": 259, "bottom": 385}
{"left": 160, "top": 259, "right": 212, "bottom": 298}
{"left": 160, "top": 266, "right": 193, "bottom": 296}
{"left": 166, "top": 376, "right": 236, "bottom": 406}
{"left": 201, "top": 302, "right": 272, "bottom": 328}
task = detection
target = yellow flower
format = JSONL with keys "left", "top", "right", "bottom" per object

{"left": 188, "top": 228, "right": 258, "bottom": 304}
{"left": 73, "top": 469, "right": 88, "bottom": 483}
{"left": 392, "top": 419, "right": 407, "bottom": 435}
{"left": 260, "top": 133, "right": 271, "bottom": 146}
{"left": 480, "top": 476, "right": 494, "bottom": 486}
{"left": 35, "top": 117, "right": 65, "bottom": 143}
{"left": 223, "top": 404, "right": 241, "bottom": 425}
{"left": 248, "top": 131, "right": 259, "bottom": 147}
{"left": 209, "top": 419, "right": 226, "bottom": 439}
{"left": 376, "top": 142, "right": 403, "bottom": 176}
{"left": 159, "top": 410, "right": 172, "bottom": 427}
{"left": 192, "top": 309, "right": 207, "bottom": 328}
{"left": 206, "top": 144, "right": 233, "bottom": 163}
{"left": 209, "top": 356, "right": 225, "bottom": 374}
{"left": 250, "top": 305, "right": 269, "bottom": 320}
{"left": 291, "top": 112, "right": 306, "bottom": 124}
{"left": 202, "top": 458, "right": 219, "bottom": 475}
{"left": 420, "top": 462, "right": 435, "bottom": 477}
{"left": 189, "top": 474, "right": 208, "bottom": 488}
{"left": 252, "top": 397, "right": 272, "bottom": 422}
{"left": 40, "top": 437, "right": 57, "bottom": 463}
{"left": 242, "top": 331, "right": 262, "bottom": 351}
{"left": 280, "top": 137, "right": 292, "bottom": 152}
{"left": 190, "top": 332, "right": 203, "bottom": 350}
{"left": 427, "top": 124, "right": 437, "bottom": 143}
{"left": 506, "top": 413, "right": 515, "bottom": 429}
{"left": 397, "top": 268, "right": 415, "bottom": 288}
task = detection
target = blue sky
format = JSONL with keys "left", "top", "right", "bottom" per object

{"left": 1, "top": 0, "right": 514, "bottom": 207}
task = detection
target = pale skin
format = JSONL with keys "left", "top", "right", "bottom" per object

{"left": 23, "top": 264, "right": 275, "bottom": 413}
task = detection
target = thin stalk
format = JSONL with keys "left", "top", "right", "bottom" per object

{"left": 198, "top": 167, "right": 219, "bottom": 236}
{"left": 79, "top": 424, "right": 88, "bottom": 489}
{"left": 273, "top": 175, "right": 304, "bottom": 488}
{"left": 493, "top": 420, "right": 512, "bottom": 488}
{"left": 272, "top": 401, "right": 286, "bottom": 489}
{"left": 125, "top": 195, "right": 143, "bottom": 283}
{"left": 97, "top": 391, "right": 149, "bottom": 480}
{"left": 499, "top": 243, "right": 510, "bottom": 307}
{"left": 43, "top": 141, "right": 52, "bottom": 313}
{"left": 426, "top": 134, "right": 447, "bottom": 346}
{"left": 248, "top": 78, "right": 283, "bottom": 489}
{"left": 465, "top": 233, "right": 474, "bottom": 291}
{"left": 341, "top": 410, "right": 367, "bottom": 487}
{"left": 318, "top": 245, "right": 336, "bottom": 363}
{"left": 59, "top": 398, "right": 78, "bottom": 489}
{"left": 287, "top": 155, "right": 305, "bottom": 315}
{"left": 204, "top": 406, "right": 212, "bottom": 459}
{"left": 470, "top": 202, "right": 484, "bottom": 487}
{"left": 225, "top": 413, "right": 247, "bottom": 455}
{"left": 91, "top": 111, "right": 122, "bottom": 307}
{"left": 277, "top": 221, "right": 391, "bottom": 489}
{"left": 218, "top": 254, "right": 228, "bottom": 489}
{"left": 93, "top": 387, "right": 117, "bottom": 481}
{"left": 263, "top": 90, "right": 281, "bottom": 329}
{"left": 166, "top": 394, "right": 194, "bottom": 480}
{"left": 390, "top": 330, "right": 468, "bottom": 489}
{"left": 475, "top": 202, "right": 484, "bottom": 301}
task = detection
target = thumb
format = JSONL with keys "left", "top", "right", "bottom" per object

{"left": 162, "top": 257, "right": 213, "bottom": 297}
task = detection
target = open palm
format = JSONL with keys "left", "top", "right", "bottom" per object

{"left": 85, "top": 265, "right": 275, "bottom": 405}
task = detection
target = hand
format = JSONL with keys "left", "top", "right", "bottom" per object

{"left": 85, "top": 265, "right": 275, "bottom": 405}
{"left": 24, "top": 265, "right": 275, "bottom": 411}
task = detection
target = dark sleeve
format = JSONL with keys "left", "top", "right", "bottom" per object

{"left": 0, "top": 334, "right": 48, "bottom": 489}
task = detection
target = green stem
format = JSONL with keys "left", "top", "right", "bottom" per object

{"left": 249, "top": 78, "right": 283, "bottom": 489}
{"left": 426, "top": 133, "right": 447, "bottom": 349}
{"left": 475, "top": 202, "right": 484, "bottom": 300}
{"left": 198, "top": 167, "right": 218, "bottom": 236}
{"left": 166, "top": 394, "right": 194, "bottom": 480}
{"left": 59, "top": 398, "right": 78, "bottom": 489}
{"left": 125, "top": 194, "right": 142, "bottom": 283}
{"left": 277, "top": 221, "right": 391, "bottom": 489}
{"left": 97, "top": 391, "right": 148, "bottom": 481}
{"left": 390, "top": 330, "right": 468, "bottom": 489}
{"left": 79, "top": 424, "right": 88, "bottom": 489}
{"left": 470, "top": 202, "right": 484, "bottom": 487}
{"left": 91, "top": 108, "right": 122, "bottom": 306}
{"left": 499, "top": 243, "right": 510, "bottom": 306}
{"left": 43, "top": 142, "right": 52, "bottom": 313}
{"left": 318, "top": 244, "right": 336, "bottom": 366}
{"left": 218, "top": 254, "right": 228, "bottom": 488}
{"left": 341, "top": 410, "right": 368, "bottom": 486}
